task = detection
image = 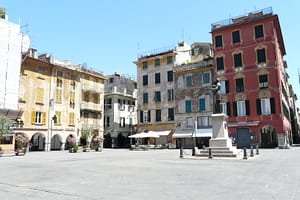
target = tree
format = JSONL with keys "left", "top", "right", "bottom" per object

{"left": 0, "top": 115, "right": 11, "bottom": 144}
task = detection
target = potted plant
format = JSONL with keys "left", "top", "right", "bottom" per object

{"left": 0, "top": 147, "right": 3, "bottom": 157}
{"left": 80, "top": 128, "right": 91, "bottom": 152}
{"left": 15, "top": 134, "right": 29, "bottom": 156}
{"left": 91, "top": 135, "right": 103, "bottom": 152}
{"left": 67, "top": 136, "right": 78, "bottom": 153}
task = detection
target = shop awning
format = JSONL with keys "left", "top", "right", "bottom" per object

{"left": 192, "top": 128, "right": 212, "bottom": 138}
{"left": 172, "top": 130, "right": 193, "bottom": 138}
{"left": 128, "top": 132, "right": 160, "bottom": 138}
{"left": 148, "top": 130, "right": 171, "bottom": 136}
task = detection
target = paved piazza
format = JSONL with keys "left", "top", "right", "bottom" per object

{"left": 0, "top": 147, "right": 300, "bottom": 200}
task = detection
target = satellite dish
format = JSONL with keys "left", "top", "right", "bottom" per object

{"left": 21, "top": 34, "right": 30, "bottom": 53}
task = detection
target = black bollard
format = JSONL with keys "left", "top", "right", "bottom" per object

{"left": 208, "top": 148, "right": 213, "bottom": 159}
{"left": 256, "top": 144, "right": 259, "bottom": 155}
{"left": 180, "top": 146, "right": 183, "bottom": 158}
{"left": 243, "top": 147, "right": 248, "bottom": 160}
{"left": 250, "top": 146, "right": 254, "bottom": 157}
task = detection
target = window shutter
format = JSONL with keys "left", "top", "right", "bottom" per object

{"left": 225, "top": 80, "right": 229, "bottom": 93}
{"left": 245, "top": 100, "right": 250, "bottom": 116}
{"left": 140, "top": 111, "right": 143, "bottom": 123}
{"left": 42, "top": 112, "right": 46, "bottom": 125}
{"left": 270, "top": 97, "right": 276, "bottom": 114}
{"left": 233, "top": 101, "right": 237, "bottom": 116}
{"left": 256, "top": 99, "right": 261, "bottom": 115}
{"left": 148, "top": 110, "right": 151, "bottom": 122}
{"left": 226, "top": 102, "right": 231, "bottom": 116}
{"left": 31, "top": 111, "right": 36, "bottom": 124}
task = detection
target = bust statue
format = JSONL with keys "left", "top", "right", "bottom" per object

{"left": 211, "top": 79, "right": 221, "bottom": 114}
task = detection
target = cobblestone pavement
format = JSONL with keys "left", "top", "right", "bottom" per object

{"left": 0, "top": 147, "right": 299, "bottom": 200}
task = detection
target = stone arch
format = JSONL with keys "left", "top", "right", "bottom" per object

{"left": 103, "top": 133, "right": 112, "bottom": 148}
{"left": 30, "top": 132, "right": 46, "bottom": 151}
{"left": 260, "top": 125, "right": 277, "bottom": 148}
{"left": 117, "top": 133, "right": 126, "bottom": 148}
{"left": 51, "top": 134, "right": 63, "bottom": 151}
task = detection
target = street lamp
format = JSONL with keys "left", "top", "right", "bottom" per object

{"left": 49, "top": 115, "right": 57, "bottom": 151}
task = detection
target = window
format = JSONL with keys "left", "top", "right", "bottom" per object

{"left": 167, "top": 70, "right": 173, "bottom": 82}
{"left": 237, "top": 101, "right": 246, "bottom": 116}
{"left": 69, "top": 113, "right": 75, "bottom": 126}
{"left": 233, "top": 100, "right": 250, "bottom": 116}
{"left": 109, "top": 77, "right": 114, "bottom": 83}
{"left": 56, "top": 89, "right": 62, "bottom": 103}
{"left": 70, "top": 81, "right": 76, "bottom": 90}
{"left": 220, "top": 80, "right": 229, "bottom": 94}
{"left": 144, "top": 110, "right": 151, "bottom": 123}
{"left": 143, "top": 75, "right": 148, "bottom": 86}
{"left": 55, "top": 111, "right": 61, "bottom": 124}
{"left": 216, "top": 57, "right": 224, "bottom": 71}
{"left": 168, "top": 108, "right": 174, "bottom": 121}
{"left": 142, "top": 61, "right": 148, "bottom": 69}
{"left": 155, "top": 73, "right": 161, "bottom": 84}
{"left": 257, "top": 98, "right": 275, "bottom": 115}
{"left": 259, "top": 74, "right": 268, "bottom": 89}
{"left": 154, "top": 91, "right": 161, "bottom": 102}
{"left": 119, "top": 117, "right": 125, "bottom": 127}
{"left": 215, "top": 35, "right": 223, "bottom": 48}
{"left": 235, "top": 78, "right": 244, "bottom": 92}
{"left": 155, "top": 110, "right": 161, "bottom": 122}
{"left": 167, "top": 56, "right": 173, "bottom": 64}
{"left": 234, "top": 53, "right": 242, "bottom": 68}
{"left": 167, "top": 89, "right": 174, "bottom": 101}
{"left": 105, "top": 116, "right": 110, "bottom": 127}
{"left": 202, "top": 72, "right": 211, "bottom": 85}
{"left": 186, "top": 117, "right": 193, "bottom": 128}
{"left": 185, "top": 75, "right": 193, "bottom": 87}
{"left": 107, "top": 98, "right": 112, "bottom": 109}
{"left": 185, "top": 100, "right": 192, "bottom": 113}
{"left": 261, "top": 99, "right": 271, "bottom": 115}
{"left": 36, "top": 88, "right": 44, "bottom": 104}
{"left": 255, "top": 24, "right": 264, "bottom": 39}
{"left": 232, "top": 30, "right": 240, "bottom": 43}
{"left": 31, "top": 111, "right": 46, "bottom": 124}
{"left": 154, "top": 58, "right": 160, "bottom": 66}
{"left": 220, "top": 103, "right": 227, "bottom": 115}
{"left": 93, "top": 94, "right": 99, "bottom": 104}
{"left": 56, "top": 78, "right": 62, "bottom": 88}
{"left": 143, "top": 93, "right": 148, "bottom": 103}
{"left": 257, "top": 48, "right": 266, "bottom": 64}
{"left": 198, "top": 98, "right": 206, "bottom": 111}
{"left": 197, "top": 116, "right": 212, "bottom": 128}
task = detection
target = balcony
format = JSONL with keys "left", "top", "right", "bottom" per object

{"left": 81, "top": 102, "right": 102, "bottom": 111}
{"left": 81, "top": 83, "right": 103, "bottom": 93}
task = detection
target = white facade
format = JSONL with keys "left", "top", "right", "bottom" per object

{"left": 0, "top": 17, "right": 24, "bottom": 110}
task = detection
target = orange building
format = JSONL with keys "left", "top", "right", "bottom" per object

{"left": 211, "top": 7, "right": 292, "bottom": 148}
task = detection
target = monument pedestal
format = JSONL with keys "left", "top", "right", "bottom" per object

{"left": 197, "top": 113, "right": 241, "bottom": 158}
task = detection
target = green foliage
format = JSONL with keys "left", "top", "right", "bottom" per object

{"left": 0, "top": 115, "right": 11, "bottom": 139}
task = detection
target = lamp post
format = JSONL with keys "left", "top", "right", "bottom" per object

{"left": 192, "top": 121, "right": 197, "bottom": 156}
{"left": 49, "top": 115, "right": 57, "bottom": 151}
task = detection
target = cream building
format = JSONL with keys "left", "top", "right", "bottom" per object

{"left": 79, "top": 67, "right": 106, "bottom": 150}
{"left": 103, "top": 73, "right": 137, "bottom": 148}
{"left": 134, "top": 42, "right": 191, "bottom": 145}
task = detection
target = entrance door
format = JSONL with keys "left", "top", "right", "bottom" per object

{"left": 236, "top": 128, "right": 250, "bottom": 149}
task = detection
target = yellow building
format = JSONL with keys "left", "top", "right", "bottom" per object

{"left": 17, "top": 49, "right": 105, "bottom": 151}
{"left": 17, "top": 50, "right": 54, "bottom": 151}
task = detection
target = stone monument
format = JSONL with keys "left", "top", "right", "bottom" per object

{"left": 198, "top": 79, "right": 241, "bottom": 157}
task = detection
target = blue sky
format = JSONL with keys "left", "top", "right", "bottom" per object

{"left": 1, "top": 1, "right": 300, "bottom": 95}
